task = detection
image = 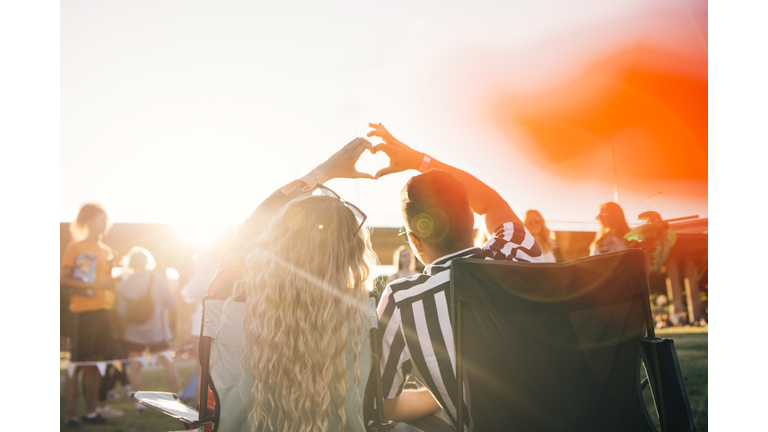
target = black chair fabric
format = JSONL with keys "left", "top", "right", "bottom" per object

{"left": 450, "top": 249, "right": 658, "bottom": 432}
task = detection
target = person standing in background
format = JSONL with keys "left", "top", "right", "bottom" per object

{"left": 97, "top": 246, "right": 131, "bottom": 411}
{"left": 117, "top": 247, "right": 180, "bottom": 412}
{"left": 524, "top": 210, "right": 564, "bottom": 262}
{"left": 60, "top": 203, "right": 122, "bottom": 427}
{"left": 386, "top": 245, "right": 420, "bottom": 285}
{"left": 590, "top": 202, "right": 631, "bottom": 256}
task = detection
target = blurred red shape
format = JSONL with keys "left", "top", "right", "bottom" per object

{"left": 494, "top": 46, "right": 707, "bottom": 183}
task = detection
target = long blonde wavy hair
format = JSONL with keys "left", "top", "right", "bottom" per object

{"left": 233, "top": 194, "right": 376, "bottom": 432}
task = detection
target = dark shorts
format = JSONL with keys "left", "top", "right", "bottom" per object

{"left": 124, "top": 340, "right": 170, "bottom": 354}
{"left": 71, "top": 309, "right": 113, "bottom": 362}
{"left": 60, "top": 290, "right": 71, "bottom": 338}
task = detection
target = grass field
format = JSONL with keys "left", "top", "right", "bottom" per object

{"left": 60, "top": 327, "right": 708, "bottom": 431}
{"left": 60, "top": 361, "right": 197, "bottom": 431}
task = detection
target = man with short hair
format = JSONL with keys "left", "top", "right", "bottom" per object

{"left": 368, "top": 123, "right": 544, "bottom": 430}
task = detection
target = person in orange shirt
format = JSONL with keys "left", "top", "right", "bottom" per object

{"left": 60, "top": 204, "right": 121, "bottom": 427}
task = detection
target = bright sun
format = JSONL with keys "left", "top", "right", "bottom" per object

{"left": 172, "top": 216, "right": 235, "bottom": 251}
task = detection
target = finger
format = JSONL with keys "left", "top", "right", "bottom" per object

{"left": 345, "top": 137, "right": 364, "bottom": 149}
{"left": 372, "top": 143, "right": 390, "bottom": 153}
{"left": 375, "top": 165, "right": 401, "bottom": 179}
{"left": 346, "top": 139, "right": 373, "bottom": 159}
{"left": 352, "top": 171, "right": 376, "bottom": 180}
{"left": 354, "top": 137, "right": 374, "bottom": 152}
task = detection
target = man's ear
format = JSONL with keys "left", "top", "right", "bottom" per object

{"left": 409, "top": 233, "right": 424, "bottom": 255}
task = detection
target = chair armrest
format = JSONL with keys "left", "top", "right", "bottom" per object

{"left": 368, "top": 420, "right": 398, "bottom": 432}
{"left": 131, "top": 391, "right": 205, "bottom": 425}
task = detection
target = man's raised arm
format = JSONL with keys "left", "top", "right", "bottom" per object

{"left": 367, "top": 122, "right": 523, "bottom": 237}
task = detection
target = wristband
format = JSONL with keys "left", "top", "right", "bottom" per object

{"left": 311, "top": 168, "right": 322, "bottom": 184}
{"left": 418, "top": 154, "right": 432, "bottom": 173}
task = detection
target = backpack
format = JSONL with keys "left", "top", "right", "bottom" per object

{"left": 127, "top": 273, "right": 155, "bottom": 324}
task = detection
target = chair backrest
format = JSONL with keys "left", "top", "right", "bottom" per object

{"left": 450, "top": 249, "right": 658, "bottom": 432}
{"left": 200, "top": 295, "right": 377, "bottom": 432}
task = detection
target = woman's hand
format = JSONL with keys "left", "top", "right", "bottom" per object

{"left": 314, "top": 137, "right": 376, "bottom": 183}
{"left": 366, "top": 123, "right": 424, "bottom": 179}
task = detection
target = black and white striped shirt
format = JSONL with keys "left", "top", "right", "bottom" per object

{"left": 376, "top": 222, "right": 543, "bottom": 430}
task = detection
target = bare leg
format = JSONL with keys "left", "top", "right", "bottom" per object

{"left": 97, "top": 364, "right": 112, "bottom": 409}
{"left": 84, "top": 366, "right": 101, "bottom": 415}
{"left": 159, "top": 354, "right": 180, "bottom": 394}
{"left": 127, "top": 351, "right": 144, "bottom": 392}
{"left": 64, "top": 368, "right": 79, "bottom": 419}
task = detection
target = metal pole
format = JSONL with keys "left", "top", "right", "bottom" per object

{"left": 611, "top": 141, "right": 620, "bottom": 204}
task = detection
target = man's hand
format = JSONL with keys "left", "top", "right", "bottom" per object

{"left": 367, "top": 123, "right": 424, "bottom": 179}
{"left": 314, "top": 137, "right": 376, "bottom": 183}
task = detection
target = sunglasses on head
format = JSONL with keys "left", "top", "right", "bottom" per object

{"left": 312, "top": 184, "right": 367, "bottom": 234}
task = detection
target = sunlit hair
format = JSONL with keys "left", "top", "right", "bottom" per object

{"left": 69, "top": 203, "right": 108, "bottom": 243}
{"left": 590, "top": 202, "right": 631, "bottom": 251}
{"left": 393, "top": 245, "right": 416, "bottom": 272}
{"left": 232, "top": 194, "right": 375, "bottom": 432}
{"left": 524, "top": 210, "right": 555, "bottom": 254}
{"left": 121, "top": 246, "right": 157, "bottom": 272}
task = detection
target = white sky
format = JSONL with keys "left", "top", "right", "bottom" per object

{"left": 61, "top": 0, "right": 708, "bottom": 234}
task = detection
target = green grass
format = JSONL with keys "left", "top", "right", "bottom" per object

{"left": 60, "top": 363, "right": 197, "bottom": 431}
{"left": 61, "top": 329, "right": 708, "bottom": 431}
{"left": 641, "top": 329, "right": 708, "bottom": 431}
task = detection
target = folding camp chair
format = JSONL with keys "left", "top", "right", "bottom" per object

{"left": 449, "top": 248, "right": 696, "bottom": 432}
{"left": 132, "top": 295, "right": 250, "bottom": 431}
{"left": 134, "top": 294, "right": 396, "bottom": 432}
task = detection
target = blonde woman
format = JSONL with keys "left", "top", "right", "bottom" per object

{"left": 524, "top": 210, "right": 564, "bottom": 263}
{"left": 386, "top": 245, "right": 420, "bottom": 285}
{"left": 223, "top": 138, "right": 379, "bottom": 432}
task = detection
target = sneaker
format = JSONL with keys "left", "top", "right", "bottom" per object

{"left": 63, "top": 418, "right": 80, "bottom": 428}
{"left": 135, "top": 402, "right": 147, "bottom": 412}
{"left": 96, "top": 405, "right": 124, "bottom": 418}
{"left": 123, "top": 384, "right": 133, "bottom": 397}
{"left": 81, "top": 413, "right": 108, "bottom": 424}
{"left": 106, "top": 389, "right": 119, "bottom": 399}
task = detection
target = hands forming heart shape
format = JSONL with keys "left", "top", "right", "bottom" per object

{"left": 316, "top": 123, "right": 425, "bottom": 182}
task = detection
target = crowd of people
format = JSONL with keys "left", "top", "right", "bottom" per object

{"left": 61, "top": 122, "right": 677, "bottom": 430}
{"left": 60, "top": 207, "right": 196, "bottom": 426}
